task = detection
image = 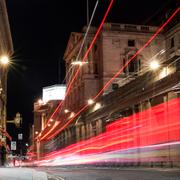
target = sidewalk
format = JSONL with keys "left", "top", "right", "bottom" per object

{"left": 0, "top": 167, "right": 48, "bottom": 180}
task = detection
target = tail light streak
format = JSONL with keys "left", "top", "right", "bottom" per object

{"left": 40, "top": 7, "right": 180, "bottom": 141}
{"left": 38, "top": 0, "right": 114, "bottom": 139}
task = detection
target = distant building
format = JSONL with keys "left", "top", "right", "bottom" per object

{"left": 0, "top": 0, "right": 13, "bottom": 164}
{"left": 30, "top": 85, "right": 65, "bottom": 158}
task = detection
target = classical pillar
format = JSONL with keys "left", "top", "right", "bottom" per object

{"left": 36, "top": 139, "right": 40, "bottom": 160}
{"left": 81, "top": 125, "right": 85, "bottom": 140}
{"left": 96, "top": 119, "right": 102, "bottom": 135}
{"left": 86, "top": 123, "right": 89, "bottom": 139}
{"left": 89, "top": 123, "right": 94, "bottom": 137}
{"left": 68, "top": 129, "right": 71, "bottom": 144}
{"left": 76, "top": 126, "right": 80, "bottom": 142}
{"left": 65, "top": 130, "right": 69, "bottom": 145}
{"left": 41, "top": 113, "right": 46, "bottom": 131}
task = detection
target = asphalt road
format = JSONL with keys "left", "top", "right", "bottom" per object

{"left": 36, "top": 167, "right": 180, "bottom": 180}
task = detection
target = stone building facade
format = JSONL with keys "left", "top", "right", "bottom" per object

{"left": 63, "top": 23, "right": 164, "bottom": 112}
{"left": 38, "top": 22, "right": 166, "bottom": 154}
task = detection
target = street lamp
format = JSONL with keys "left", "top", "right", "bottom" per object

{"left": 150, "top": 60, "right": 160, "bottom": 70}
{"left": 88, "top": 99, "right": 94, "bottom": 105}
{"left": 0, "top": 55, "right": 10, "bottom": 132}
{"left": 64, "top": 109, "right": 69, "bottom": 113}
{"left": 71, "top": 61, "right": 88, "bottom": 66}
{"left": 64, "top": 60, "right": 88, "bottom": 84}
{"left": 50, "top": 119, "right": 54, "bottom": 122}
{"left": 0, "top": 55, "right": 9, "bottom": 65}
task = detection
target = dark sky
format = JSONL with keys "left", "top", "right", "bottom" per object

{"left": 5, "top": 0, "right": 171, "bottom": 143}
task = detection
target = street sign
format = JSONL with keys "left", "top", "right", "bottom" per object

{"left": 11, "top": 141, "right": 16, "bottom": 150}
{"left": 18, "top": 133, "right": 23, "bottom": 140}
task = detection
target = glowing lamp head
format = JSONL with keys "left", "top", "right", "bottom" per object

{"left": 50, "top": 119, "right": 53, "bottom": 122}
{"left": 88, "top": 99, "right": 94, "bottom": 105}
{"left": 0, "top": 55, "right": 9, "bottom": 65}
{"left": 150, "top": 61, "right": 160, "bottom": 70}
{"left": 71, "top": 61, "right": 88, "bottom": 66}
{"left": 64, "top": 109, "right": 69, "bottom": 113}
{"left": 71, "top": 61, "right": 83, "bottom": 66}
{"left": 35, "top": 131, "right": 38, "bottom": 135}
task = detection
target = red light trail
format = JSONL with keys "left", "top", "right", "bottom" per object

{"left": 26, "top": 98, "right": 180, "bottom": 166}
{"left": 40, "top": 7, "right": 180, "bottom": 141}
{"left": 37, "top": 0, "right": 114, "bottom": 139}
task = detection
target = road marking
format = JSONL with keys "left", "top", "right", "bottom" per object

{"left": 48, "top": 174, "right": 65, "bottom": 180}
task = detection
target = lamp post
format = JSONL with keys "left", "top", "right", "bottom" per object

{"left": 0, "top": 55, "right": 9, "bottom": 132}
{"left": 0, "top": 55, "right": 9, "bottom": 166}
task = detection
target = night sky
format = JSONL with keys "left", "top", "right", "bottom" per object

{"left": 5, "top": 0, "right": 171, "bottom": 143}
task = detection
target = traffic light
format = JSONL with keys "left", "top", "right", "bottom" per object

{"left": 7, "top": 112, "right": 22, "bottom": 128}
{"left": 14, "top": 113, "right": 22, "bottom": 128}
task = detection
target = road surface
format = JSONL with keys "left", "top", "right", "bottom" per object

{"left": 37, "top": 166, "right": 180, "bottom": 180}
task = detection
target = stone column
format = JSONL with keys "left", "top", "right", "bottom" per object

{"left": 81, "top": 125, "right": 86, "bottom": 140}
{"left": 96, "top": 119, "right": 102, "bottom": 135}
{"left": 89, "top": 123, "right": 94, "bottom": 137}
{"left": 76, "top": 126, "right": 80, "bottom": 142}
{"left": 86, "top": 123, "right": 90, "bottom": 139}
{"left": 167, "top": 91, "right": 178, "bottom": 167}
{"left": 68, "top": 129, "right": 71, "bottom": 144}
{"left": 41, "top": 113, "right": 46, "bottom": 131}
{"left": 65, "top": 130, "right": 69, "bottom": 145}
{"left": 36, "top": 139, "right": 40, "bottom": 160}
